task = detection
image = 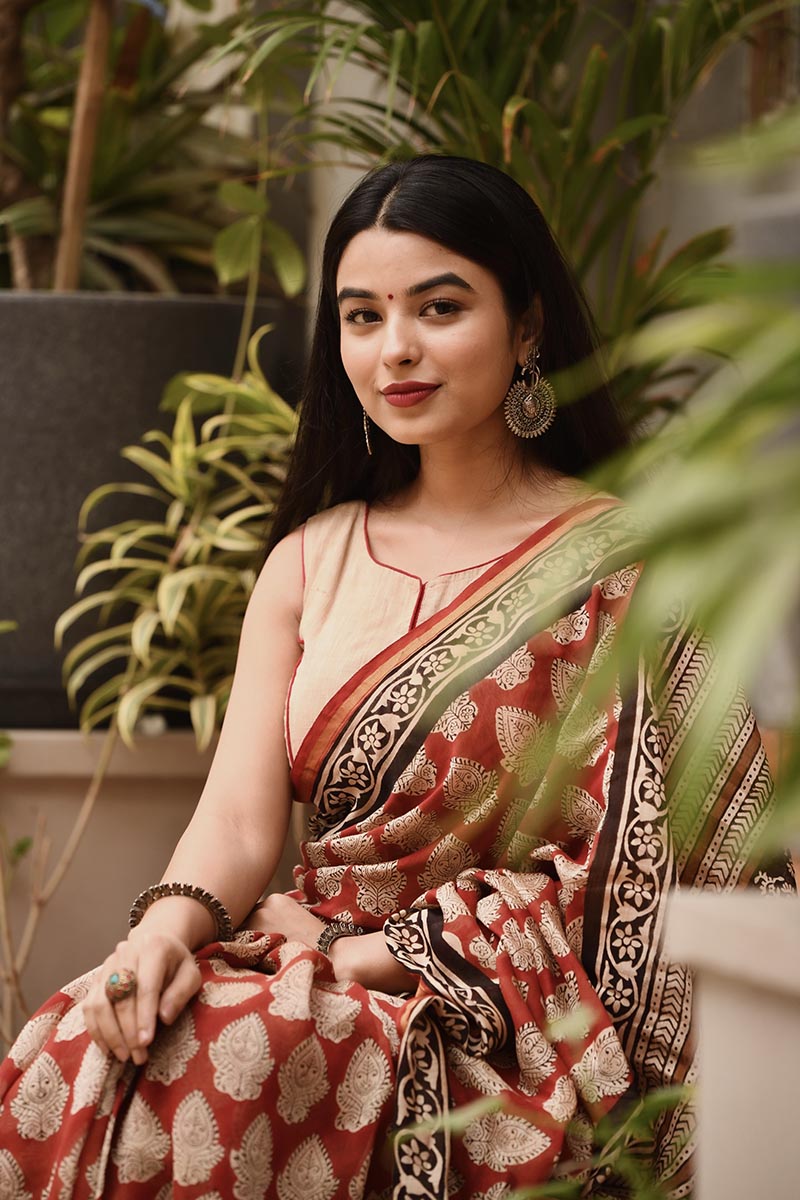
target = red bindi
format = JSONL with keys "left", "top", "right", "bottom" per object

{"left": 387, "top": 293, "right": 394, "bottom": 300}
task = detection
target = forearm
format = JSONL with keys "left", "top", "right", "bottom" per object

{"left": 329, "top": 930, "right": 417, "bottom": 993}
{"left": 133, "top": 803, "right": 291, "bottom": 951}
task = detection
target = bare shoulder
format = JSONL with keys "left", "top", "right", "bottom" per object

{"left": 247, "top": 525, "right": 304, "bottom": 631}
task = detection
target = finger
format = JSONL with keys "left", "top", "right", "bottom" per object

{"left": 82, "top": 974, "right": 113, "bottom": 1057}
{"left": 89, "top": 951, "right": 140, "bottom": 1063}
{"left": 159, "top": 955, "right": 201, "bottom": 1025}
{"left": 92, "top": 984, "right": 132, "bottom": 1064}
{"left": 112, "top": 994, "right": 146, "bottom": 1065}
{"left": 130, "top": 955, "right": 171, "bottom": 1056}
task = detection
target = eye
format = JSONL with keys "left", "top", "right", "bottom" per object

{"left": 343, "top": 307, "right": 381, "bottom": 325}
{"left": 422, "top": 298, "right": 460, "bottom": 317}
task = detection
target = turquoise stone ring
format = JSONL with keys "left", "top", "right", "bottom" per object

{"left": 104, "top": 966, "right": 137, "bottom": 1003}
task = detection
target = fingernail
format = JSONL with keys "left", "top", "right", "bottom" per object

{"left": 161, "top": 1006, "right": 172, "bottom": 1023}
{"left": 132, "top": 1049, "right": 147, "bottom": 1066}
{"left": 138, "top": 1028, "right": 150, "bottom": 1045}
{"left": 115, "top": 1049, "right": 129, "bottom": 1064}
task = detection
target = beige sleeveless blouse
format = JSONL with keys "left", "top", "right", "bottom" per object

{"left": 285, "top": 499, "right": 499, "bottom": 763}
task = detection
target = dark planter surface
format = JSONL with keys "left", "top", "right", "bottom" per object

{"left": 0, "top": 292, "right": 303, "bottom": 729}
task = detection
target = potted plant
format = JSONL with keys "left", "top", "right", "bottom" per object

{"left": 0, "top": 0, "right": 307, "bottom": 727}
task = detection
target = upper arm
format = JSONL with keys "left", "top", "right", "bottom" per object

{"left": 193, "top": 526, "right": 304, "bottom": 830}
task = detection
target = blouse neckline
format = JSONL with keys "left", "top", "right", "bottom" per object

{"left": 362, "top": 501, "right": 503, "bottom": 586}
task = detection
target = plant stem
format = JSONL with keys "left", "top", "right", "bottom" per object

{"left": 231, "top": 89, "right": 270, "bottom": 385}
{"left": 431, "top": 0, "right": 482, "bottom": 158}
{"left": 53, "top": 0, "right": 113, "bottom": 290}
{"left": 13, "top": 723, "right": 118, "bottom": 988}
{"left": 609, "top": 206, "right": 641, "bottom": 335}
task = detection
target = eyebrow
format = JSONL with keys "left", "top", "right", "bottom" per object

{"left": 336, "top": 272, "right": 475, "bottom": 305}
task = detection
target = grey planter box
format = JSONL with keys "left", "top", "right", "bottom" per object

{"left": 0, "top": 292, "right": 303, "bottom": 728}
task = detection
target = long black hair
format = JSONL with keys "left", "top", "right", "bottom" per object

{"left": 265, "top": 155, "right": 627, "bottom": 555}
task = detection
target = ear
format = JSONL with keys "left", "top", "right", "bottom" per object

{"left": 515, "top": 294, "right": 544, "bottom": 368}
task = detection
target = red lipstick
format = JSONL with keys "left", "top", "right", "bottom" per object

{"left": 380, "top": 381, "right": 440, "bottom": 408}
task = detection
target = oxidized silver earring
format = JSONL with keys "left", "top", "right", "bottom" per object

{"left": 363, "top": 407, "right": 373, "bottom": 456}
{"left": 503, "top": 345, "right": 556, "bottom": 439}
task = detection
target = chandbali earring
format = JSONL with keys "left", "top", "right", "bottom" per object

{"left": 363, "top": 407, "right": 373, "bottom": 456}
{"left": 503, "top": 344, "right": 556, "bottom": 439}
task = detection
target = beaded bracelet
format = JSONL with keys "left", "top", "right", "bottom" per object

{"left": 316, "top": 919, "right": 367, "bottom": 955}
{"left": 129, "top": 882, "right": 233, "bottom": 943}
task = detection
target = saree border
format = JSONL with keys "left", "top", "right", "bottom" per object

{"left": 296, "top": 504, "right": 644, "bottom": 842}
{"left": 291, "top": 496, "right": 635, "bottom": 808}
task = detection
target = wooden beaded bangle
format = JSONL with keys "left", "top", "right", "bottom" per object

{"left": 129, "top": 882, "right": 233, "bottom": 943}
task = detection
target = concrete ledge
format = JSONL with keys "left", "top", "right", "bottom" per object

{"left": 5, "top": 729, "right": 216, "bottom": 781}
{"left": 666, "top": 891, "right": 800, "bottom": 1000}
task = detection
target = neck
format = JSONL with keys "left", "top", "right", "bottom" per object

{"left": 405, "top": 417, "right": 560, "bottom": 523}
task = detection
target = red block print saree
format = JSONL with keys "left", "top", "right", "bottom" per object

{"left": 0, "top": 496, "right": 793, "bottom": 1199}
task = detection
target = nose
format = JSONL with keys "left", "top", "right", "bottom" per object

{"left": 380, "top": 313, "right": 419, "bottom": 368}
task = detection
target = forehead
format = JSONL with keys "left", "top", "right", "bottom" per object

{"left": 336, "top": 228, "right": 493, "bottom": 292}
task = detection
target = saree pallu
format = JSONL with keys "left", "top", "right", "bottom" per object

{"left": 0, "top": 497, "right": 793, "bottom": 1199}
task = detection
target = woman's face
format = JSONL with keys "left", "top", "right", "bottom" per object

{"left": 336, "top": 229, "right": 529, "bottom": 450}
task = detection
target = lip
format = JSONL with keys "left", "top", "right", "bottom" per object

{"left": 380, "top": 381, "right": 440, "bottom": 408}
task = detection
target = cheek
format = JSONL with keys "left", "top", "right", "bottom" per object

{"left": 339, "top": 333, "right": 372, "bottom": 391}
{"left": 448, "top": 322, "right": 516, "bottom": 383}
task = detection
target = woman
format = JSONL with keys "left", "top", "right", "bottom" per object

{"left": 0, "top": 157, "right": 791, "bottom": 1199}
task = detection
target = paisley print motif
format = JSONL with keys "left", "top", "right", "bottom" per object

{"left": 231, "top": 1113, "right": 273, "bottom": 1200}
{"left": 442, "top": 758, "right": 499, "bottom": 824}
{"left": 446, "top": 1046, "right": 504, "bottom": 1095}
{"left": 515, "top": 1023, "right": 557, "bottom": 1090}
{"left": 209, "top": 1012, "right": 274, "bottom": 1100}
{"left": 8, "top": 1013, "right": 60, "bottom": 1069}
{"left": 543, "top": 972, "right": 586, "bottom": 1039}
{"left": 312, "top": 864, "right": 348, "bottom": 899}
{"left": 310, "top": 987, "right": 361, "bottom": 1043}
{"left": 550, "top": 657, "right": 584, "bottom": 712}
{"left": 200, "top": 981, "right": 263, "bottom": 1008}
{"left": 277, "top": 1036, "right": 329, "bottom": 1123}
{"left": 562, "top": 784, "right": 604, "bottom": 838}
{"left": 463, "top": 1111, "right": 550, "bottom": 1170}
{"left": 570, "top": 1027, "right": 630, "bottom": 1104}
{"left": 9, "top": 1052, "right": 68, "bottom": 1140}
{"left": 172, "top": 1091, "right": 225, "bottom": 1185}
{"left": 112, "top": 1095, "right": 170, "bottom": 1183}
{"left": 145, "top": 1009, "right": 200, "bottom": 1085}
{"left": 549, "top": 606, "right": 590, "bottom": 645}
{"left": 419, "top": 834, "right": 477, "bottom": 890}
{"left": 351, "top": 862, "right": 406, "bottom": 915}
{"left": 489, "top": 646, "right": 535, "bottom": 690}
{"left": 70, "top": 1040, "right": 111, "bottom": 1113}
{"left": 599, "top": 566, "right": 639, "bottom": 599}
{"left": 268, "top": 959, "right": 315, "bottom": 1022}
{"left": 334, "top": 1040, "right": 392, "bottom": 1132}
{"left": 392, "top": 746, "right": 438, "bottom": 795}
{"left": 0, "top": 1149, "right": 31, "bottom": 1200}
{"left": 556, "top": 698, "right": 608, "bottom": 768}
{"left": 380, "top": 807, "right": 442, "bottom": 852}
{"left": 53, "top": 1002, "right": 86, "bottom": 1042}
{"left": 276, "top": 1135, "right": 337, "bottom": 1200}
{"left": 495, "top": 706, "right": 554, "bottom": 786}
{"left": 542, "top": 1074, "right": 577, "bottom": 1121}
{"left": 433, "top": 693, "right": 478, "bottom": 741}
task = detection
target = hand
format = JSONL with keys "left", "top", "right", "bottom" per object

{"left": 329, "top": 931, "right": 417, "bottom": 993}
{"left": 82, "top": 930, "right": 201, "bottom": 1066}
{"left": 243, "top": 892, "right": 325, "bottom": 947}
